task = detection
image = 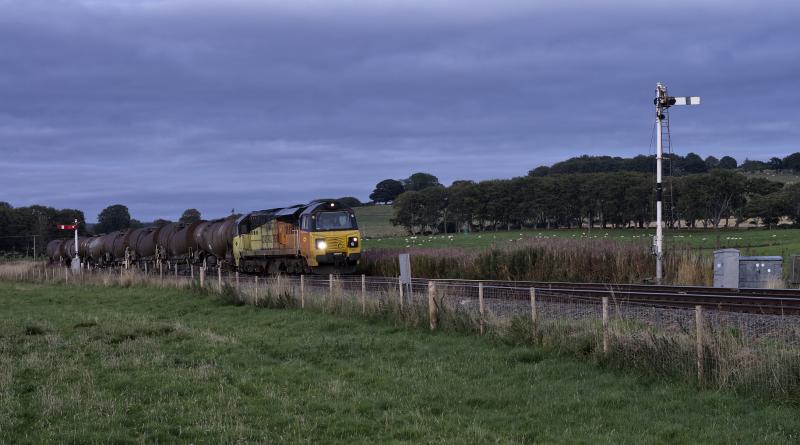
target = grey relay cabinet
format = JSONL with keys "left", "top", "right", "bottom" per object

{"left": 713, "top": 249, "right": 783, "bottom": 289}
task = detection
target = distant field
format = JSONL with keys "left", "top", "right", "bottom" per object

{"left": 3, "top": 282, "right": 800, "bottom": 443}
{"left": 743, "top": 170, "right": 800, "bottom": 184}
{"left": 363, "top": 227, "right": 800, "bottom": 257}
{"left": 354, "top": 205, "right": 405, "bottom": 238}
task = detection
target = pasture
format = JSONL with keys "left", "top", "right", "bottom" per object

{"left": 362, "top": 226, "right": 800, "bottom": 257}
{"left": 2, "top": 281, "right": 800, "bottom": 443}
{"left": 353, "top": 205, "right": 406, "bottom": 238}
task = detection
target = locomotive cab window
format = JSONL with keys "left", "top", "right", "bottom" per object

{"left": 315, "top": 211, "right": 356, "bottom": 231}
{"left": 301, "top": 215, "right": 311, "bottom": 231}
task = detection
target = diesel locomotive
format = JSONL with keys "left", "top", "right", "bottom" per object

{"left": 46, "top": 199, "right": 362, "bottom": 275}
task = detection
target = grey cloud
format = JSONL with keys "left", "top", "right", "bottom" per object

{"left": 1, "top": 0, "right": 798, "bottom": 221}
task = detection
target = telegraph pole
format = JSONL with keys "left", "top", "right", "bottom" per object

{"left": 654, "top": 83, "right": 700, "bottom": 283}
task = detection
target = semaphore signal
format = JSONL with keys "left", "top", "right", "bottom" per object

{"left": 653, "top": 82, "right": 700, "bottom": 283}
{"left": 58, "top": 219, "right": 81, "bottom": 270}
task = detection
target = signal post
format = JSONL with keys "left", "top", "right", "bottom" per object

{"left": 653, "top": 83, "right": 700, "bottom": 283}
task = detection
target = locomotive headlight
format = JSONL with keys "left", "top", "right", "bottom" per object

{"left": 315, "top": 239, "right": 327, "bottom": 250}
{"left": 348, "top": 236, "right": 359, "bottom": 248}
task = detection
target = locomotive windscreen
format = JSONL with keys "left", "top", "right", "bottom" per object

{"left": 315, "top": 211, "right": 356, "bottom": 231}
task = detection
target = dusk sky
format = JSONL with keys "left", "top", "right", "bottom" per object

{"left": 1, "top": 0, "right": 798, "bottom": 222}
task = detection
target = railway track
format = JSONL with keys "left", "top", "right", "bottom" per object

{"left": 76, "top": 262, "right": 800, "bottom": 315}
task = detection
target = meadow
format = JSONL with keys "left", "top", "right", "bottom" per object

{"left": 362, "top": 226, "right": 800, "bottom": 257}
{"left": 3, "top": 280, "right": 800, "bottom": 443}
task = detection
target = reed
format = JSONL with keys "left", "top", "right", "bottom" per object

{"left": 360, "top": 238, "right": 713, "bottom": 285}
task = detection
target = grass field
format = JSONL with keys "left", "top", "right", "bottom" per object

{"left": 743, "top": 170, "right": 800, "bottom": 184}
{"left": 2, "top": 282, "right": 800, "bottom": 443}
{"left": 354, "top": 205, "right": 405, "bottom": 238}
{"left": 363, "top": 227, "right": 800, "bottom": 257}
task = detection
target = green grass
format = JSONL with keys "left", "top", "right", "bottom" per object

{"left": 363, "top": 228, "right": 800, "bottom": 257}
{"left": 354, "top": 205, "right": 405, "bottom": 238}
{"left": 2, "top": 282, "right": 800, "bottom": 443}
{"left": 355, "top": 203, "right": 800, "bottom": 258}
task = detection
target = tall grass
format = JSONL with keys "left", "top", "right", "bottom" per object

{"left": 360, "top": 238, "right": 712, "bottom": 285}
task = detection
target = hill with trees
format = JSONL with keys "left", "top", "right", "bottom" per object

{"left": 375, "top": 153, "right": 800, "bottom": 235}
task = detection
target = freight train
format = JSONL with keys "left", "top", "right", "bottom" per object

{"left": 45, "top": 200, "right": 361, "bottom": 275}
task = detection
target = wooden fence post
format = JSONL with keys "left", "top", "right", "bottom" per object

{"left": 218, "top": 267, "right": 222, "bottom": 292}
{"left": 530, "top": 288, "right": 537, "bottom": 333}
{"left": 428, "top": 281, "right": 438, "bottom": 331}
{"left": 478, "top": 282, "right": 485, "bottom": 335}
{"left": 235, "top": 271, "right": 240, "bottom": 290}
{"left": 254, "top": 275, "right": 259, "bottom": 301}
{"left": 199, "top": 267, "right": 205, "bottom": 288}
{"left": 329, "top": 274, "right": 333, "bottom": 298}
{"left": 696, "top": 305, "right": 704, "bottom": 384}
{"left": 190, "top": 263, "right": 194, "bottom": 281}
{"left": 64, "top": 267, "right": 68, "bottom": 284}
{"left": 174, "top": 263, "right": 178, "bottom": 283}
{"left": 361, "top": 274, "right": 366, "bottom": 315}
{"left": 144, "top": 261, "right": 148, "bottom": 275}
{"left": 300, "top": 274, "right": 305, "bottom": 308}
{"left": 602, "top": 297, "right": 609, "bottom": 354}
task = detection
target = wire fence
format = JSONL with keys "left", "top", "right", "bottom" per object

{"left": 4, "top": 260, "right": 800, "bottom": 401}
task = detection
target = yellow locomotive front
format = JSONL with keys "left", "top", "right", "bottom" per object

{"left": 299, "top": 201, "right": 361, "bottom": 274}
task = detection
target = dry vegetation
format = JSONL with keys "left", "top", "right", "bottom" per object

{"left": 359, "top": 238, "right": 712, "bottom": 285}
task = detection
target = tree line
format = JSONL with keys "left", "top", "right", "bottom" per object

{"left": 527, "top": 152, "right": 800, "bottom": 176}
{"left": 375, "top": 168, "right": 800, "bottom": 235}
{"left": 0, "top": 203, "right": 205, "bottom": 256}
{"left": 0, "top": 202, "right": 86, "bottom": 256}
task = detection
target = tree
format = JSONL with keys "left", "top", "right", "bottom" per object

{"left": 95, "top": 204, "right": 131, "bottom": 233}
{"left": 336, "top": 197, "right": 363, "bottom": 208}
{"left": 391, "top": 191, "right": 424, "bottom": 234}
{"left": 704, "top": 155, "right": 720, "bottom": 170}
{"left": 418, "top": 187, "right": 447, "bottom": 232}
{"left": 745, "top": 177, "right": 783, "bottom": 197}
{"left": 528, "top": 166, "right": 550, "bottom": 176}
{"left": 369, "top": 179, "right": 405, "bottom": 204}
{"left": 153, "top": 219, "right": 172, "bottom": 228}
{"left": 447, "top": 180, "right": 479, "bottom": 232}
{"left": 741, "top": 159, "right": 768, "bottom": 171}
{"left": 403, "top": 172, "right": 441, "bottom": 191}
{"left": 782, "top": 152, "right": 800, "bottom": 171}
{"left": 179, "top": 208, "right": 202, "bottom": 224}
{"left": 768, "top": 157, "right": 784, "bottom": 170}
{"left": 781, "top": 183, "right": 800, "bottom": 222}
{"left": 680, "top": 153, "right": 708, "bottom": 174}
{"left": 718, "top": 156, "right": 737, "bottom": 170}
{"left": 675, "top": 171, "right": 747, "bottom": 228}
{"left": 744, "top": 193, "right": 787, "bottom": 228}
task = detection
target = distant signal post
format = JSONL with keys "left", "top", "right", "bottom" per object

{"left": 654, "top": 83, "right": 700, "bottom": 283}
{"left": 58, "top": 220, "right": 80, "bottom": 270}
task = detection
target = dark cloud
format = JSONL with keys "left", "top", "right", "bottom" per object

{"left": 1, "top": 0, "right": 798, "bottom": 221}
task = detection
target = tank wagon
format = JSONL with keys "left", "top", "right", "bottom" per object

{"left": 46, "top": 199, "right": 362, "bottom": 275}
{"left": 45, "top": 239, "right": 69, "bottom": 264}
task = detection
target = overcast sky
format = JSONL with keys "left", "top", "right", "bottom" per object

{"left": 1, "top": 0, "right": 798, "bottom": 221}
